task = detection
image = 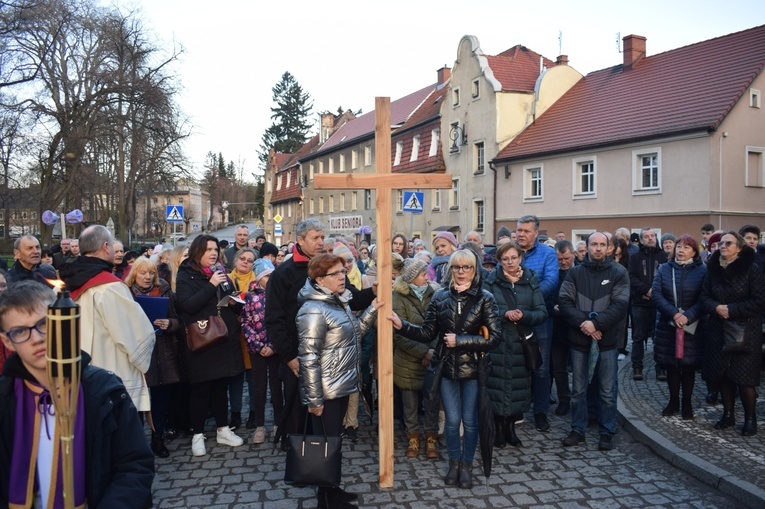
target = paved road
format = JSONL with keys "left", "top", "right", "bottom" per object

{"left": 150, "top": 369, "right": 746, "bottom": 508}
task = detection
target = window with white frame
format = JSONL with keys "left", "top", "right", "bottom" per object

{"left": 450, "top": 178, "right": 460, "bottom": 209}
{"left": 429, "top": 129, "right": 439, "bottom": 157}
{"left": 474, "top": 200, "right": 485, "bottom": 232}
{"left": 286, "top": 172, "right": 291, "bottom": 187}
{"left": 287, "top": 202, "right": 292, "bottom": 217}
{"left": 351, "top": 150, "right": 358, "bottom": 169}
{"left": 329, "top": 194, "right": 334, "bottom": 212}
{"left": 472, "top": 79, "right": 480, "bottom": 99}
{"left": 746, "top": 146, "right": 765, "bottom": 187}
{"left": 396, "top": 190, "right": 403, "bottom": 213}
{"left": 328, "top": 158, "right": 334, "bottom": 174}
{"left": 339, "top": 154, "right": 345, "bottom": 172}
{"left": 572, "top": 229, "right": 596, "bottom": 243}
{"left": 432, "top": 189, "right": 441, "bottom": 211}
{"left": 364, "top": 189, "right": 372, "bottom": 210}
{"left": 410, "top": 135, "right": 420, "bottom": 162}
{"left": 352, "top": 191, "right": 358, "bottom": 210}
{"left": 394, "top": 141, "right": 403, "bottom": 166}
{"left": 751, "top": 88, "right": 761, "bottom": 108}
{"left": 276, "top": 174, "right": 282, "bottom": 191}
{"left": 523, "top": 165, "right": 543, "bottom": 201}
{"left": 178, "top": 197, "right": 184, "bottom": 204}
{"left": 572, "top": 157, "right": 596, "bottom": 198}
{"left": 319, "top": 197, "right": 325, "bottom": 213}
{"left": 309, "top": 198, "right": 315, "bottom": 214}
{"left": 319, "top": 161, "right": 324, "bottom": 174}
{"left": 452, "top": 87, "right": 460, "bottom": 107}
{"left": 309, "top": 163, "right": 314, "bottom": 180}
{"left": 474, "top": 142, "right": 485, "bottom": 174}
{"left": 365, "top": 146, "right": 372, "bottom": 166}
{"left": 340, "top": 193, "right": 346, "bottom": 211}
{"left": 632, "top": 147, "right": 661, "bottom": 195}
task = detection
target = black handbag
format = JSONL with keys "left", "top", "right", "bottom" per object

{"left": 284, "top": 413, "right": 342, "bottom": 487}
{"left": 722, "top": 320, "right": 748, "bottom": 354}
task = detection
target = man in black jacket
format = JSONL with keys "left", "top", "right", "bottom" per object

{"left": 6, "top": 235, "right": 41, "bottom": 284}
{"left": 558, "top": 232, "right": 630, "bottom": 451}
{"left": 627, "top": 227, "right": 667, "bottom": 381}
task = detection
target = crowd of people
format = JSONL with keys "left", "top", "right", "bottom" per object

{"left": 0, "top": 217, "right": 762, "bottom": 508}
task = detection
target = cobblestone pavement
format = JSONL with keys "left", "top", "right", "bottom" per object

{"left": 149, "top": 350, "right": 756, "bottom": 508}
{"left": 617, "top": 345, "right": 765, "bottom": 509}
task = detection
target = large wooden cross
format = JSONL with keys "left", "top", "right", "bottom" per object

{"left": 314, "top": 97, "right": 452, "bottom": 487}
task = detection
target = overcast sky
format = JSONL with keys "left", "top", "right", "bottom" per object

{"left": 129, "top": 0, "right": 761, "bottom": 181}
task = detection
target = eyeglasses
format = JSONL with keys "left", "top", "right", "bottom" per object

{"left": 324, "top": 269, "right": 348, "bottom": 278}
{"left": 238, "top": 257, "right": 255, "bottom": 264}
{"left": 500, "top": 256, "right": 521, "bottom": 263}
{"left": 720, "top": 240, "right": 736, "bottom": 247}
{"left": 1, "top": 317, "right": 47, "bottom": 344}
{"left": 451, "top": 265, "right": 475, "bottom": 273}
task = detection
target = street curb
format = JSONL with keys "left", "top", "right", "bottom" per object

{"left": 617, "top": 393, "right": 765, "bottom": 509}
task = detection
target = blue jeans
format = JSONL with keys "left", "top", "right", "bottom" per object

{"left": 570, "top": 347, "right": 618, "bottom": 436}
{"left": 531, "top": 317, "right": 553, "bottom": 414}
{"left": 440, "top": 377, "right": 479, "bottom": 463}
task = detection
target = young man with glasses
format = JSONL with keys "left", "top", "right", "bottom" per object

{"left": 0, "top": 281, "right": 154, "bottom": 507}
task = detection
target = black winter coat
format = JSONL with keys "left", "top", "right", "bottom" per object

{"left": 558, "top": 258, "right": 630, "bottom": 352}
{"left": 628, "top": 245, "right": 667, "bottom": 307}
{"left": 399, "top": 282, "right": 501, "bottom": 381}
{"left": 652, "top": 259, "right": 706, "bottom": 369}
{"left": 0, "top": 354, "right": 154, "bottom": 508}
{"left": 130, "top": 279, "right": 182, "bottom": 387}
{"left": 700, "top": 248, "right": 765, "bottom": 387}
{"left": 483, "top": 266, "right": 547, "bottom": 417}
{"left": 175, "top": 261, "right": 245, "bottom": 384}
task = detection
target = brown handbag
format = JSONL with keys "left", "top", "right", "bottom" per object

{"left": 186, "top": 308, "right": 228, "bottom": 352}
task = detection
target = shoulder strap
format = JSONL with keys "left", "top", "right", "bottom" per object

{"left": 454, "top": 289, "right": 481, "bottom": 335}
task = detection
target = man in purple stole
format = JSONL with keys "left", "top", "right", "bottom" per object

{"left": 0, "top": 281, "right": 154, "bottom": 508}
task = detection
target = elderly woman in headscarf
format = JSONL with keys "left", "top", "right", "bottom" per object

{"left": 392, "top": 258, "right": 439, "bottom": 460}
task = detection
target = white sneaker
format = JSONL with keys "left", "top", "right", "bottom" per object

{"left": 252, "top": 426, "right": 266, "bottom": 444}
{"left": 618, "top": 353, "right": 626, "bottom": 361}
{"left": 216, "top": 426, "right": 244, "bottom": 447}
{"left": 191, "top": 433, "right": 206, "bottom": 456}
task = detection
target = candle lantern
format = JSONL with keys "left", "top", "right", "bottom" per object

{"left": 46, "top": 285, "right": 81, "bottom": 509}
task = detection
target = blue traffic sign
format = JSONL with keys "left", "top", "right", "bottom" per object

{"left": 403, "top": 191, "right": 424, "bottom": 213}
{"left": 166, "top": 205, "right": 184, "bottom": 223}
{"left": 274, "top": 223, "right": 283, "bottom": 235}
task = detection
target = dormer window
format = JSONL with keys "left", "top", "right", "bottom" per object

{"left": 751, "top": 88, "right": 761, "bottom": 108}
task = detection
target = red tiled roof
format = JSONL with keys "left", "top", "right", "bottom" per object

{"left": 496, "top": 25, "right": 765, "bottom": 161}
{"left": 270, "top": 165, "right": 302, "bottom": 203}
{"left": 313, "top": 83, "right": 439, "bottom": 155}
{"left": 487, "top": 45, "right": 555, "bottom": 92}
{"left": 392, "top": 85, "right": 447, "bottom": 174}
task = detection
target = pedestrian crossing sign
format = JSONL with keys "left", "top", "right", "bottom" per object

{"left": 166, "top": 205, "right": 184, "bottom": 223}
{"left": 402, "top": 191, "right": 424, "bottom": 213}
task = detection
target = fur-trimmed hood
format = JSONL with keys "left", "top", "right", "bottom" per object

{"left": 707, "top": 245, "right": 756, "bottom": 281}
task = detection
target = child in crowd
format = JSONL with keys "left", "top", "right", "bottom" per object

{"left": 241, "top": 259, "right": 283, "bottom": 444}
{"left": 0, "top": 280, "right": 154, "bottom": 507}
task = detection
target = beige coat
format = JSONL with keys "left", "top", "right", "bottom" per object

{"left": 77, "top": 281, "right": 155, "bottom": 411}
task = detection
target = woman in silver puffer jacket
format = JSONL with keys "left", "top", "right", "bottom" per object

{"left": 296, "top": 253, "right": 381, "bottom": 509}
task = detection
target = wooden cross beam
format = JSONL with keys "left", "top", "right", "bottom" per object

{"left": 314, "top": 97, "right": 452, "bottom": 488}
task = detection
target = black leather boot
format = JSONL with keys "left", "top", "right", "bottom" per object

{"left": 458, "top": 462, "right": 473, "bottom": 489}
{"left": 493, "top": 416, "right": 506, "bottom": 448}
{"left": 714, "top": 411, "right": 735, "bottom": 430}
{"left": 742, "top": 415, "right": 757, "bottom": 436}
{"left": 151, "top": 432, "right": 169, "bottom": 458}
{"left": 444, "top": 459, "right": 460, "bottom": 485}
{"left": 506, "top": 415, "right": 523, "bottom": 447}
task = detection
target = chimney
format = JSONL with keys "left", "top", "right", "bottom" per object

{"left": 437, "top": 66, "right": 451, "bottom": 84}
{"left": 622, "top": 34, "right": 646, "bottom": 68}
{"left": 556, "top": 55, "right": 569, "bottom": 66}
{"left": 320, "top": 113, "right": 334, "bottom": 144}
